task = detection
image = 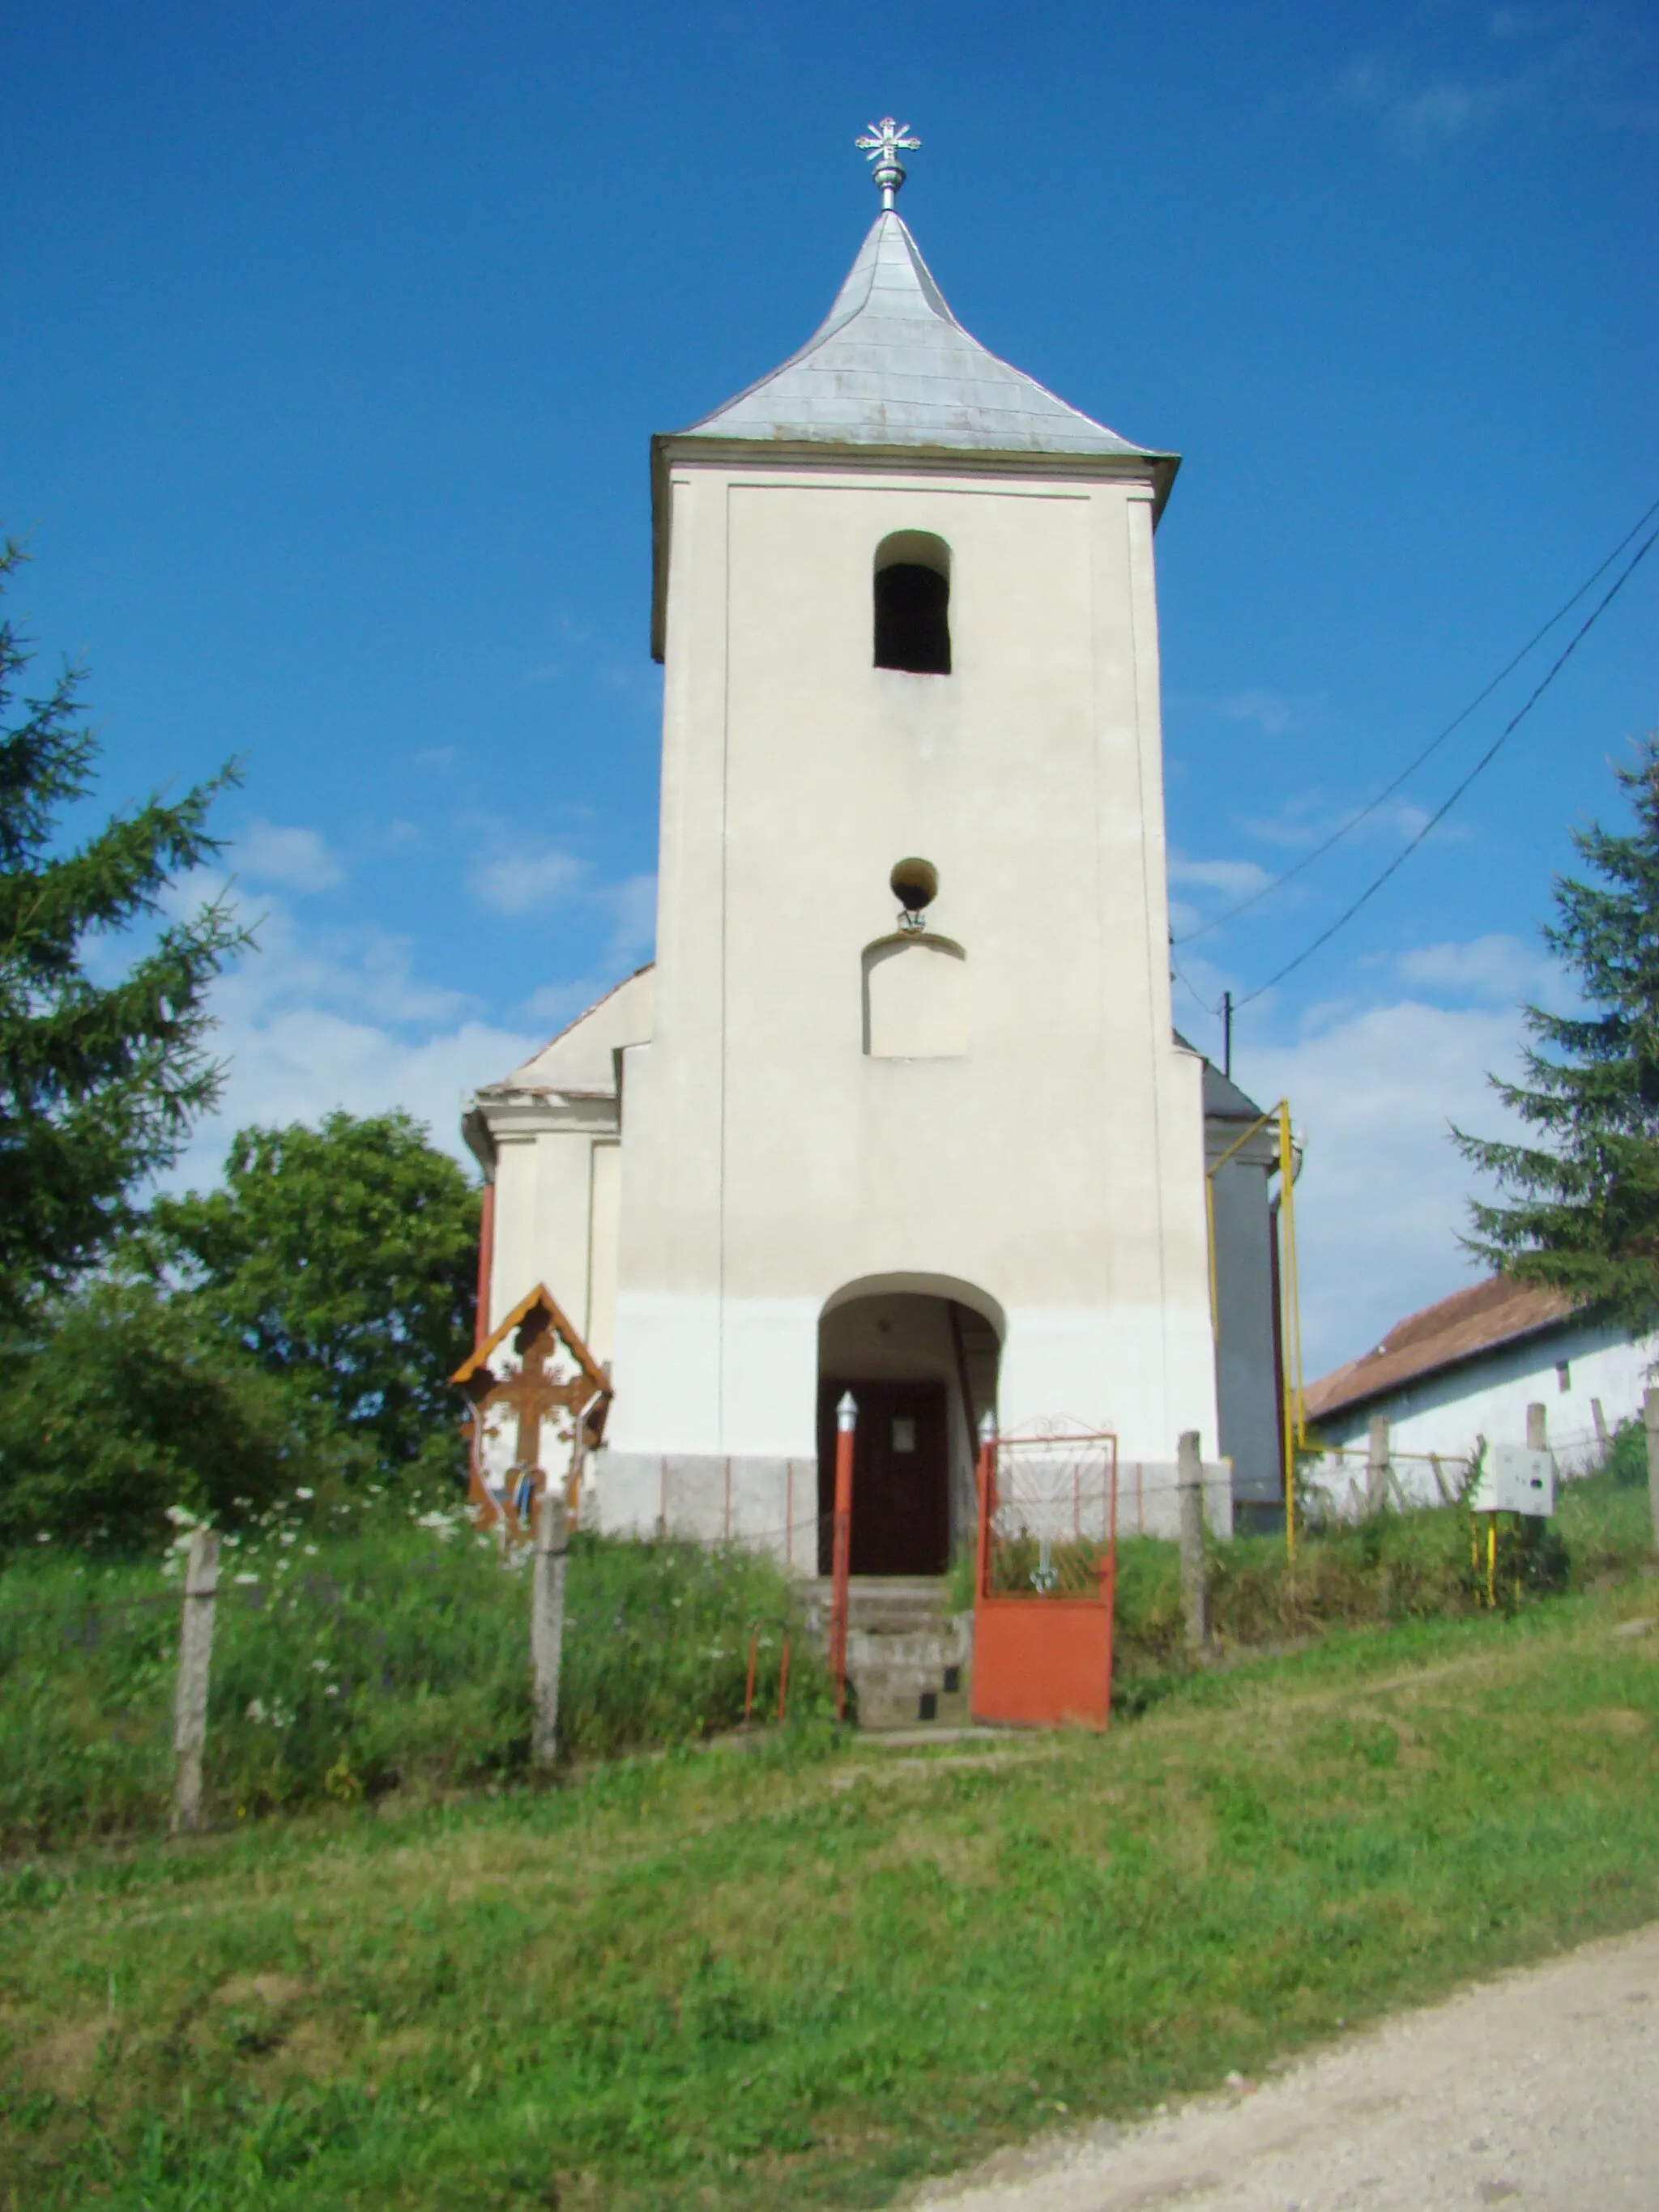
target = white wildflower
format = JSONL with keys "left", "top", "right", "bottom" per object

{"left": 294, "top": 1487, "right": 314, "bottom": 1502}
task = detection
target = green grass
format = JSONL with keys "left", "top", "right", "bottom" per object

{"left": 1109, "top": 1468, "right": 1654, "bottom": 1703}
{"left": 0, "top": 1505, "right": 831, "bottom": 1852}
{"left": 6, "top": 1570, "right": 1659, "bottom": 2210}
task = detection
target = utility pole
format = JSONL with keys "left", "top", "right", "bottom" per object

{"left": 1221, "top": 991, "right": 1233, "bottom": 1080}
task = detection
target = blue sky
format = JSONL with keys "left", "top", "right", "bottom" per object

{"left": 3, "top": 1, "right": 1656, "bottom": 1370}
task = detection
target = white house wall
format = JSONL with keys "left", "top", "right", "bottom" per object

{"left": 1311, "top": 1316, "right": 1656, "bottom": 1501}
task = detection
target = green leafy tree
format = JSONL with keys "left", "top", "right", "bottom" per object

{"left": 147, "top": 1110, "right": 481, "bottom": 1473}
{"left": 1458, "top": 731, "right": 1659, "bottom": 1326}
{"left": 0, "top": 1278, "right": 342, "bottom": 1552}
{"left": 0, "top": 542, "right": 243, "bottom": 1320}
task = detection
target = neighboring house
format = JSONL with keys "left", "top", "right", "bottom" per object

{"left": 1303, "top": 1275, "right": 1655, "bottom": 1502}
{"left": 463, "top": 159, "right": 1291, "bottom": 1569}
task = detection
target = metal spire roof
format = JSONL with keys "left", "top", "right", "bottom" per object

{"left": 677, "top": 207, "right": 1162, "bottom": 465}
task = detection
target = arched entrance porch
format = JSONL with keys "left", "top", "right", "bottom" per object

{"left": 817, "top": 1276, "right": 1002, "bottom": 1575}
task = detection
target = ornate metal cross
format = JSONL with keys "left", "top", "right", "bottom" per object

{"left": 856, "top": 117, "right": 920, "bottom": 210}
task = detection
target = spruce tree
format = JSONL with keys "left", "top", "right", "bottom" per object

{"left": 1458, "top": 730, "right": 1659, "bottom": 1327}
{"left": 0, "top": 542, "right": 245, "bottom": 1320}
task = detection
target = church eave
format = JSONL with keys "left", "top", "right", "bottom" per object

{"left": 464, "top": 1088, "right": 621, "bottom": 1148}
{"left": 648, "top": 434, "right": 1179, "bottom": 663}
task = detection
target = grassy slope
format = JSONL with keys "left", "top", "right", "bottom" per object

{"left": 0, "top": 1524, "right": 830, "bottom": 1851}
{"left": 6, "top": 1577, "right": 1659, "bottom": 2210}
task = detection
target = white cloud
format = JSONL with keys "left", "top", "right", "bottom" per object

{"left": 1169, "top": 854, "right": 1276, "bottom": 900}
{"left": 1339, "top": 15, "right": 1659, "bottom": 156}
{"left": 1176, "top": 689, "right": 1316, "bottom": 739}
{"left": 1340, "top": 51, "right": 1529, "bottom": 154}
{"left": 156, "top": 883, "right": 537, "bottom": 1189}
{"left": 1392, "top": 932, "right": 1561, "bottom": 1004}
{"left": 1243, "top": 991, "right": 1530, "bottom": 1379}
{"left": 236, "top": 821, "right": 346, "bottom": 893}
{"left": 1213, "top": 689, "right": 1313, "bottom": 739}
{"left": 600, "top": 872, "right": 657, "bottom": 968}
{"left": 175, "top": 1010, "right": 537, "bottom": 1190}
{"left": 1237, "top": 793, "right": 1467, "bottom": 854}
{"left": 467, "top": 845, "right": 586, "bottom": 917}
{"left": 514, "top": 876, "right": 658, "bottom": 1033}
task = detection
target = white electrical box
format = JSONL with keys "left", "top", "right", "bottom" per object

{"left": 1468, "top": 1445, "right": 1555, "bottom": 1518}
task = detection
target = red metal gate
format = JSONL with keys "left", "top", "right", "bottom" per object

{"left": 971, "top": 1424, "right": 1119, "bottom": 1729}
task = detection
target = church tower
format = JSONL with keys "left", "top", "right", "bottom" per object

{"left": 589, "top": 126, "right": 1222, "bottom": 1562}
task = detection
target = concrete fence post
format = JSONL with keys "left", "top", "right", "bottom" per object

{"left": 531, "top": 1484, "right": 569, "bottom": 1769}
{"left": 1366, "top": 1414, "right": 1391, "bottom": 1515}
{"left": 1526, "top": 1401, "right": 1548, "bottom": 1453}
{"left": 170, "top": 1528, "right": 220, "bottom": 1836}
{"left": 1177, "top": 1430, "right": 1208, "bottom": 1654}
{"left": 1644, "top": 1390, "right": 1659, "bottom": 1551}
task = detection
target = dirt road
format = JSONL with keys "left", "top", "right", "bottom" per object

{"left": 916, "top": 1920, "right": 1659, "bottom": 2210}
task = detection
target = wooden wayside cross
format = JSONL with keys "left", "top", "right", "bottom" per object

{"left": 492, "top": 1310, "right": 589, "bottom": 1468}
{"left": 450, "top": 1285, "right": 612, "bottom": 1535}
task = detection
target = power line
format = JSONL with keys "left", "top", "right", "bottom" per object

{"left": 1176, "top": 491, "right": 1659, "bottom": 948}
{"left": 1234, "top": 523, "right": 1659, "bottom": 1010}
{"left": 1169, "top": 946, "right": 1219, "bottom": 1034}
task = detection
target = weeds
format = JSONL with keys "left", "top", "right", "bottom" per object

{"left": 0, "top": 1498, "right": 831, "bottom": 1852}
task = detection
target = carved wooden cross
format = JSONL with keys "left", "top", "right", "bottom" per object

{"left": 491, "top": 1313, "right": 591, "bottom": 1470}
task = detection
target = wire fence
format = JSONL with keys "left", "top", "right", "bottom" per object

{"left": 0, "top": 1510, "right": 832, "bottom": 1854}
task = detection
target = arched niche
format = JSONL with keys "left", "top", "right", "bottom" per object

{"left": 821, "top": 1272, "right": 1006, "bottom": 1342}
{"left": 863, "top": 931, "right": 966, "bottom": 1058}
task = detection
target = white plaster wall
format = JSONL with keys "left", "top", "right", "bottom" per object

{"left": 1312, "top": 1319, "right": 1657, "bottom": 1493}
{"left": 478, "top": 965, "right": 650, "bottom": 1356}
{"left": 586, "top": 1140, "right": 622, "bottom": 1367}
{"left": 489, "top": 1138, "right": 541, "bottom": 1334}
{"left": 609, "top": 457, "right": 1218, "bottom": 1470}
{"left": 488, "top": 1129, "right": 596, "bottom": 1344}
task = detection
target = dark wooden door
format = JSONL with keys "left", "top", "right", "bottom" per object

{"left": 817, "top": 1379, "right": 949, "bottom": 1575}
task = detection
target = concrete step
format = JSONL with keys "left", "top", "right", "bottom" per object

{"left": 804, "top": 1575, "right": 975, "bottom": 1732}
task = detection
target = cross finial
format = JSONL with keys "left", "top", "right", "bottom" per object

{"left": 856, "top": 117, "right": 920, "bottom": 211}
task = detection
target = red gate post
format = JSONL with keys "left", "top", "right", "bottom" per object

{"left": 829, "top": 1391, "right": 857, "bottom": 1721}
{"left": 974, "top": 1410, "right": 997, "bottom": 1600}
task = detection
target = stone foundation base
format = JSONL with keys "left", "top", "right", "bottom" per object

{"left": 586, "top": 1450, "right": 821, "bottom": 1573}
{"left": 585, "top": 1448, "right": 1235, "bottom": 1568}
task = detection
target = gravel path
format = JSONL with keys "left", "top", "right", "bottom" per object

{"left": 915, "top": 1920, "right": 1659, "bottom": 2211}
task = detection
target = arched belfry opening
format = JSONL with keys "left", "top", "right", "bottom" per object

{"left": 873, "top": 531, "right": 951, "bottom": 674}
{"left": 817, "top": 1276, "right": 1000, "bottom": 1575}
